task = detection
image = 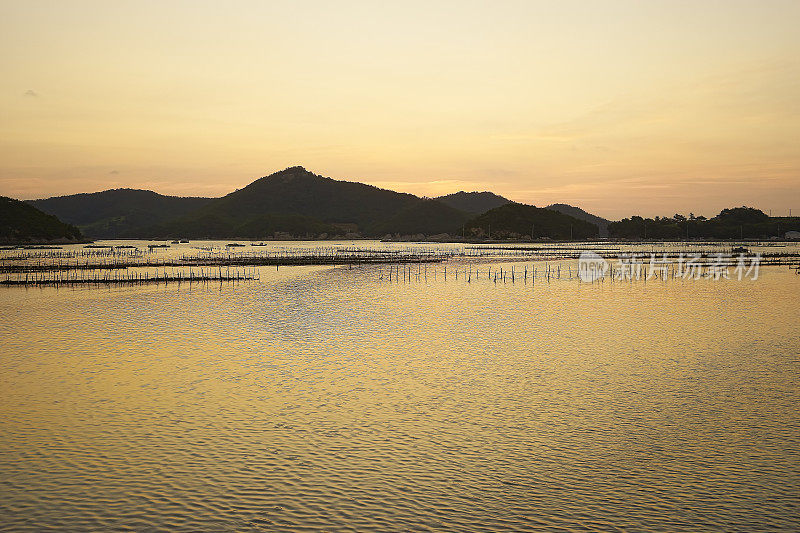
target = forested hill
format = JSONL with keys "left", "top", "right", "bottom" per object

{"left": 143, "top": 166, "right": 471, "bottom": 238}
{"left": 546, "top": 203, "right": 610, "bottom": 237}
{"left": 1, "top": 196, "right": 83, "bottom": 244}
{"left": 28, "top": 189, "right": 212, "bottom": 239}
{"left": 465, "top": 203, "right": 599, "bottom": 240}
{"left": 435, "top": 191, "right": 510, "bottom": 214}
{"left": 25, "top": 166, "right": 613, "bottom": 240}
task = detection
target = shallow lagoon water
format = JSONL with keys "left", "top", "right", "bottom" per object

{"left": 1, "top": 253, "right": 799, "bottom": 531}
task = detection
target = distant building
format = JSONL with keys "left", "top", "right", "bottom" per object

{"left": 785, "top": 231, "right": 800, "bottom": 240}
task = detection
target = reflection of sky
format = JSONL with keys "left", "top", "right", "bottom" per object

{"left": 1, "top": 258, "right": 799, "bottom": 530}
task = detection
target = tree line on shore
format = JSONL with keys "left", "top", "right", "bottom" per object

{"left": 609, "top": 207, "right": 800, "bottom": 240}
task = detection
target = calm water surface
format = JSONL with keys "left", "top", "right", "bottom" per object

{"left": 1, "top": 258, "right": 799, "bottom": 531}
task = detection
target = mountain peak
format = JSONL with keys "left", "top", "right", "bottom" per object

{"left": 283, "top": 165, "right": 308, "bottom": 173}
{"left": 279, "top": 165, "right": 308, "bottom": 174}
{"left": 260, "top": 165, "right": 315, "bottom": 184}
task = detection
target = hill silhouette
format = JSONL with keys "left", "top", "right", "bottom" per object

{"left": 24, "top": 167, "right": 612, "bottom": 240}
{"left": 369, "top": 198, "right": 470, "bottom": 237}
{"left": 21, "top": 174, "right": 800, "bottom": 241}
{"left": 28, "top": 189, "right": 212, "bottom": 239}
{"left": 465, "top": 203, "right": 599, "bottom": 240}
{"left": 144, "top": 166, "right": 469, "bottom": 238}
{"left": 23, "top": 166, "right": 623, "bottom": 240}
{"left": 435, "top": 191, "right": 510, "bottom": 214}
{"left": 545, "top": 203, "right": 610, "bottom": 237}
{"left": 1, "top": 196, "right": 82, "bottom": 244}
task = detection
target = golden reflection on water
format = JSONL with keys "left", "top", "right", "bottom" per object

{"left": 1, "top": 262, "right": 799, "bottom": 531}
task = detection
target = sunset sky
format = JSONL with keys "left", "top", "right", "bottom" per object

{"left": 1, "top": 0, "right": 798, "bottom": 219}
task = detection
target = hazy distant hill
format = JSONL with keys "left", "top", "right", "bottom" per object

{"left": 435, "top": 191, "right": 510, "bottom": 214}
{"left": 147, "top": 166, "right": 469, "bottom": 238}
{"left": 465, "top": 202, "right": 599, "bottom": 240}
{"left": 545, "top": 203, "right": 609, "bottom": 237}
{"left": 1, "top": 196, "right": 82, "bottom": 244}
{"left": 28, "top": 189, "right": 212, "bottom": 238}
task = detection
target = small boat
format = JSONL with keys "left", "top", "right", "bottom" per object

{"left": 226, "top": 243, "right": 246, "bottom": 247}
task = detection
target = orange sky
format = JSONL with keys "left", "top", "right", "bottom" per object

{"left": 1, "top": 1, "right": 798, "bottom": 219}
